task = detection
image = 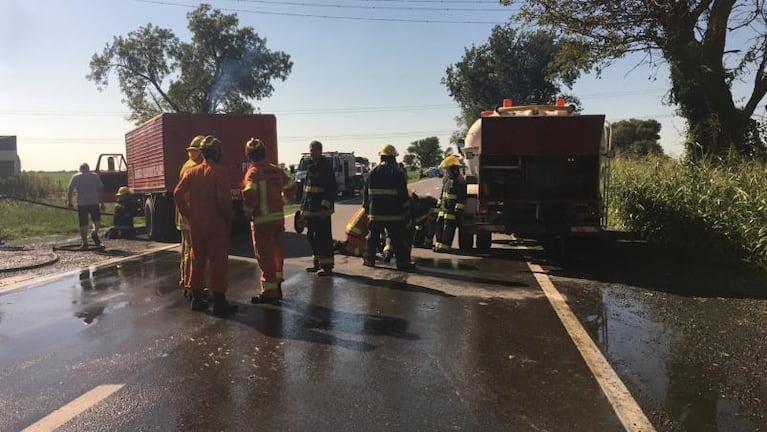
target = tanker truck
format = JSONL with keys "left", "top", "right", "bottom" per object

{"left": 458, "top": 98, "right": 612, "bottom": 252}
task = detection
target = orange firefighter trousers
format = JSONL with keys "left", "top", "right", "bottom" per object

{"left": 251, "top": 220, "right": 285, "bottom": 291}
{"left": 190, "top": 222, "right": 230, "bottom": 294}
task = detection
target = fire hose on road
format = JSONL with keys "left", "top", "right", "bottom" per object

{"left": 0, "top": 194, "right": 118, "bottom": 272}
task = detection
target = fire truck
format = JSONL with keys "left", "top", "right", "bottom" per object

{"left": 95, "top": 113, "right": 279, "bottom": 240}
{"left": 294, "top": 151, "right": 360, "bottom": 201}
{"left": 459, "top": 98, "right": 612, "bottom": 252}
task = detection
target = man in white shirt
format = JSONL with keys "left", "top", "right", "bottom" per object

{"left": 67, "top": 163, "right": 104, "bottom": 250}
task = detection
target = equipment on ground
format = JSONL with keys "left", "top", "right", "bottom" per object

{"left": 458, "top": 97, "right": 612, "bottom": 253}
{"left": 95, "top": 113, "right": 279, "bottom": 240}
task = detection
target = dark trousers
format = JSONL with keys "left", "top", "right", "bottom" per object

{"left": 366, "top": 221, "right": 410, "bottom": 264}
{"left": 435, "top": 216, "right": 458, "bottom": 247}
{"left": 307, "top": 216, "right": 334, "bottom": 269}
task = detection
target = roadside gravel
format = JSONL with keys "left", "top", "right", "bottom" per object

{"left": 0, "top": 233, "right": 174, "bottom": 288}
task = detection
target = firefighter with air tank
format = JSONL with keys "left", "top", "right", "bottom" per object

{"left": 433, "top": 155, "right": 467, "bottom": 253}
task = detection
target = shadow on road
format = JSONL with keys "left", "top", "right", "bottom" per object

{"left": 333, "top": 271, "right": 456, "bottom": 297}
{"left": 545, "top": 232, "right": 767, "bottom": 299}
{"left": 228, "top": 299, "right": 420, "bottom": 352}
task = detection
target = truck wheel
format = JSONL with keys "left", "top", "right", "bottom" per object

{"left": 458, "top": 227, "right": 474, "bottom": 251}
{"left": 476, "top": 231, "right": 492, "bottom": 252}
{"left": 144, "top": 198, "right": 156, "bottom": 240}
{"left": 145, "top": 196, "right": 177, "bottom": 241}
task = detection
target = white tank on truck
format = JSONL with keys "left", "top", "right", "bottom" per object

{"left": 459, "top": 97, "right": 612, "bottom": 253}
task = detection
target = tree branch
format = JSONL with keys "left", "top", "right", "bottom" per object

{"left": 112, "top": 63, "right": 181, "bottom": 113}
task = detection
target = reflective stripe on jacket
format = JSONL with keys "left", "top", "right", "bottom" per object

{"left": 362, "top": 161, "right": 408, "bottom": 222}
{"left": 438, "top": 174, "right": 467, "bottom": 219}
{"left": 345, "top": 207, "right": 369, "bottom": 238}
{"left": 300, "top": 155, "right": 336, "bottom": 218}
{"left": 242, "top": 162, "right": 293, "bottom": 225}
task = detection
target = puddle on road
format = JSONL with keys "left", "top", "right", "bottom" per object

{"left": 413, "top": 257, "right": 478, "bottom": 271}
{"left": 571, "top": 285, "right": 765, "bottom": 431}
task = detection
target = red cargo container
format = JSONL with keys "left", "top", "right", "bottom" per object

{"left": 96, "top": 113, "right": 278, "bottom": 240}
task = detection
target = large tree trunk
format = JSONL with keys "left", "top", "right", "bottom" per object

{"left": 660, "top": 0, "right": 747, "bottom": 160}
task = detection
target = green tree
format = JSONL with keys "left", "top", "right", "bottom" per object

{"left": 501, "top": 0, "right": 767, "bottom": 160}
{"left": 87, "top": 4, "right": 293, "bottom": 123}
{"left": 611, "top": 119, "right": 665, "bottom": 158}
{"left": 406, "top": 137, "right": 443, "bottom": 168}
{"left": 442, "top": 25, "right": 581, "bottom": 129}
{"left": 402, "top": 153, "right": 417, "bottom": 169}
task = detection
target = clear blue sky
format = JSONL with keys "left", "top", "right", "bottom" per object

{"left": 0, "top": 0, "right": 755, "bottom": 171}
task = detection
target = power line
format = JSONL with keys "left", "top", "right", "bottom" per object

{"left": 223, "top": 0, "right": 508, "bottom": 12}
{"left": 134, "top": 0, "right": 507, "bottom": 24}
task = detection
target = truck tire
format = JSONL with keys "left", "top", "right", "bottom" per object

{"left": 476, "top": 231, "right": 492, "bottom": 252}
{"left": 145, "top": 195, "right": 177, "bottom": 242}
{"left": 458, "top": 226, "right": 474, "bottom": 251}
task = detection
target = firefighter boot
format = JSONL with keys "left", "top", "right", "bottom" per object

{"left": 251, "top": 285, "right": 283, "bottom": 305}
{"left": 212, "top": 293, "right": 238, "bottom": 317}
{"left": 190, "top": 290, "right": 209, "bottom": 312}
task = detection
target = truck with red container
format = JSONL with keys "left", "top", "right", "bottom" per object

{"left": 459, "top": 98, "right": 612, "bottom": 253}
{"left": 95, "top": 113, "right": 279, "bottom": 240}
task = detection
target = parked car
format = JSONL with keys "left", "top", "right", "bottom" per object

{"left": 421, "top": 167, "right": 443, "bottom": 178}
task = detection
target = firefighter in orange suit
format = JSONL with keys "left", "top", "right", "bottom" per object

{"left": 173, "top": 136, "right": 237, "bottom": 317}
{"left": 301, "top": 140, "right": 336, "bottom": 276}
{"left": 434, "top": 155, "right": 467, "bottom": 253}
{"left": 242, "top": 138, "right": 297, "bottom": 304}
{"left": 176, "top": 135, "right": 205, "bottom": 298}
{"left": 334, "top": 207, "right": 369, "bottom": 257}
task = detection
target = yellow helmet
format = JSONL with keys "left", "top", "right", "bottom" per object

{"left": 200, "top": 135, "right": 222, "bottom": 150}
{"left": 439, "top": 155, "right": 461, "bottom": 169}
{"left": 116, "top": 186, "right": 130, "bottom": 197}
{"left": 186, "top": 135, "right": 205, "bottom": 151}
{"left": 378, "top": 144, "right": 398, "bottom": 157}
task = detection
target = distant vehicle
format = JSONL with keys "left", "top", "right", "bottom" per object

{"left": 94, "top": 113, "right": 279, "bottom": 240}
{"left": 459, "top": 98, "right": 612, "bottom": 252}
{"left": 421, "top": 167, "right": 443, "bottom": 178}
{"left": 295, "top": 151, "right": 360, "bottom": 201}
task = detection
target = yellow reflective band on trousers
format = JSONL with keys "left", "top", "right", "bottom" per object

{"left": 454, "top": 203, "right": 465, "bottom": 211}
{"left": 305, "top": 186, "right": 324, "bottom": 193}
{"left": 368, "top": 214, "right": 405, "bottom": 221}
{"left": 368, "top": 188, "right": 398, "bottom": 196}
{"left": 438, "top": 212, "right": 457, "bottom": 220}
{"left": 262, "top": 281, "right": 279, "bottom": 291}
{"left": 442, "top": 193, "right": 457, "bottom": 200}
{"left": 253, "top": 212, "right": 285, "bottom": 224}
{"left": 318, "top": 257, "right": 334, "bottom": 265}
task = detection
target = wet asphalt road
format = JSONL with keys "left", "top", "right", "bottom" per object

{"left": 1, "top": 178, "right": 765, "bottom": 431}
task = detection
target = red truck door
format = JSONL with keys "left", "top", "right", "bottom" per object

{"left": 95, "top": 153, "right": 128, "bottom": 203}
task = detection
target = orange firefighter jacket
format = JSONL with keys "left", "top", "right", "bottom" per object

{"left": 174, "top": 160, "right": 233, "bottom": 228}
{"left": 176, "top": 158, "right": 201, "bottom": 230}
{"left": 242, "top": 161, "right": 296, "bottom": 224}
{"left": 345, "top": 207, "right": 369, "bottom": 238}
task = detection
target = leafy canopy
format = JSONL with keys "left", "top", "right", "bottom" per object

{"left": 501, "top": 0, "right": 767, "bottom": 159}
{"left": 442, "top": 24, "right": 581, "bottom": 129}
{"left": 87, "top": 4, "right": 293, "bottom": 123}
{"left": 406, "top": 137, "right": 444, "bottom": 169}
{"left": 611, "top": 119, "right": 665, "bottom": 158}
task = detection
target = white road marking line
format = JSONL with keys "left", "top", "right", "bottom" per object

{"left": 527, "top": 263, "right": 656, "bottom": 432}
{"left": 22, "top": 384, "right": 125, "bottom": 432}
